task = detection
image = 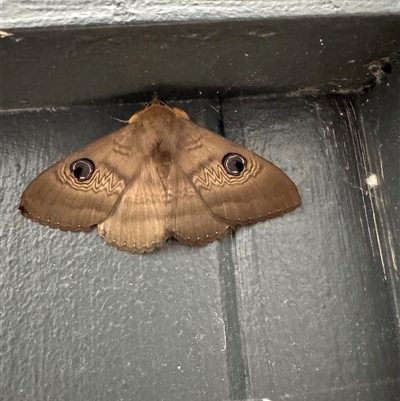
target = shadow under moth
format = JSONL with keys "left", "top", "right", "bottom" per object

{"left": 19, "top": 97, "right": 301, "bottom": 253}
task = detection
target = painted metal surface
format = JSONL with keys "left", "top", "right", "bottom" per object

{"left": 1, "top": 3, "right": 399, "bottom": 399}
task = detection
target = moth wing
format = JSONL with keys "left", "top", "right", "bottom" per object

{"left": 175, "top": 119, "right": 301, "bottom": 227}
{"left": 98, "top": 160, "right": 168, "bottom": 253}
{"left": 166, "top": 164, "right": 230, "bottom": 246}
{"left": 19, "top": 124, "right": 142, "bottom": 231}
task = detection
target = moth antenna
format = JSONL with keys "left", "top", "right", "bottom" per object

{"left": 190, "top": 109, "right": 207, "bottom": 119}
{"left": 209, "top": 104, "right": 221, "bottom": 114}
{"left": 110, "top": 116, "right": 130, "bottom": 124}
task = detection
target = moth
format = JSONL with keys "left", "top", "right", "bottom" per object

{"left": 19, "top": 97, "right": 301, "bottom": 253}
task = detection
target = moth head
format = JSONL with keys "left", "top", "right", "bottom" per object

{"left": 127, "top": 97, "right": 190, "bottom": 124}
{"left": 222, "top": 153, "right": 247, "bottom": 176}
{"left": 70, "top": 158, "right": 95, "bottom": 181}
{"left": 149, "top": 97, "right": 190, "bottom": 120}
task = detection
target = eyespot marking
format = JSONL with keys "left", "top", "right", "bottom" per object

{"left": 70, "top": 158, "right": 95, "bottom": 181}
{"left": 222, "top": 153, "right": 247, "bottom": 176}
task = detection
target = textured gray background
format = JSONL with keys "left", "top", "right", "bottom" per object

{"left": 1, "top": 2, "right": 399, "bottom": 401}
{"left": 1, "top": 0, "right": 399, "bottom": 28}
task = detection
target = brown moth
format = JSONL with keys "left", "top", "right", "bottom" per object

{"left": 19, "top": 97, "right": 301, "bottom": 253}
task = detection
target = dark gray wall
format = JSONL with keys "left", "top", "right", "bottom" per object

{"left": 1, "top": 16, "right": 399, "bottom": 109}
{"left": 2, "top": 90, "right": 399, "bottom": 401}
